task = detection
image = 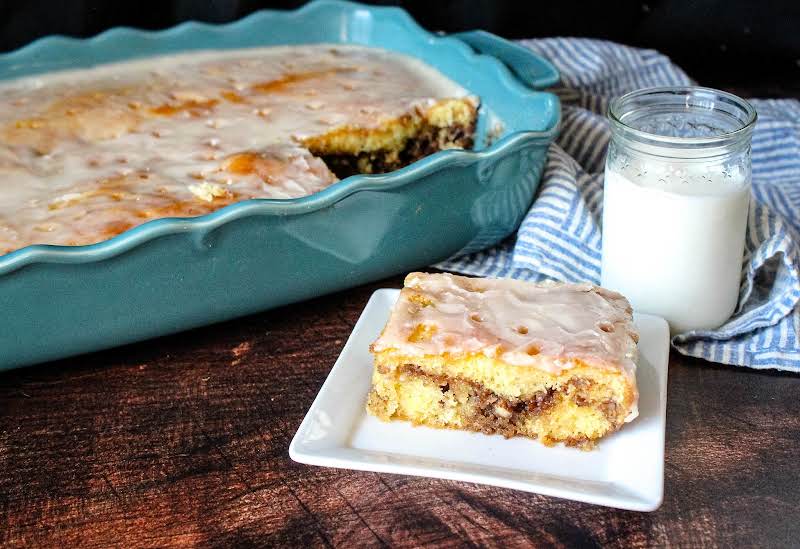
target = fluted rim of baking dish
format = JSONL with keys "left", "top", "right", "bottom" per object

{"left": 0, "top": 0, "right": 560, "bottom": 275}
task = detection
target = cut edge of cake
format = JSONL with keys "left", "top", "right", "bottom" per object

{"left": 299, "top": 97, "right": 478, "bottom": 178}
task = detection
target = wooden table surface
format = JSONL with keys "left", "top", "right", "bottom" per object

{"left": 1, "top": 274, "right": 799, "bottom": 548}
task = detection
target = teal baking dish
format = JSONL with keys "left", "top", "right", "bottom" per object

{"left": 0, "top": 0, "right": 559, "bottom": 370}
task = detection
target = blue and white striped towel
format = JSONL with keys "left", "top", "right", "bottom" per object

{"left": 439, "top": 38, "right": 800, "bottom": 372}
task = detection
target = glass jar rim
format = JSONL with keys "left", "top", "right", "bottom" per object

{"left": 608, "top": 86, "right": 757, "bottom": 148}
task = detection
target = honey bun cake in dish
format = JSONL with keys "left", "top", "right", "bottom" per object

{"left": 0, "top": 45, "right": 477, "bottom": 254}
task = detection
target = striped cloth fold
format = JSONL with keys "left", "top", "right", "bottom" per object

{"left": 438, "top": 38, "right": 800, "bottom": 372}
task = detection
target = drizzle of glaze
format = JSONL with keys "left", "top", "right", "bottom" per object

{"left": 372, "top": 272, "right": 639, "bottom": 380}
{"left": 149, "top": 98, "right": 219, "bottom": 116}
{"left": 250, "top": 67, "right": 358, "bottom": 94}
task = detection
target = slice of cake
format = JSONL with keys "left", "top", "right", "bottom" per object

{"left": 367, "top": 272, "right": 639, "bottom": 448}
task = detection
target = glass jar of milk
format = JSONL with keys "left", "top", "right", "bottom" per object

{"left": 601, "top": 87, "right": 757, "bottom": 333}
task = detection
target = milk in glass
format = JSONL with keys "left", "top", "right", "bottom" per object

{"left": 600, "top": 87, "right": 756, "bottom": 333}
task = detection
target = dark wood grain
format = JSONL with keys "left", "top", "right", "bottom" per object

{"left": 1, "top": 273, "right": 799, "bottom": 548}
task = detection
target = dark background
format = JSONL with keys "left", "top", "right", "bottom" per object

{"left": 1, "top": 0, "right": 799, "bottom": 95}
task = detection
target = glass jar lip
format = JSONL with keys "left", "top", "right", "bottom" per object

{"left": 608, "top": 86, "right": 758, "bottom": 147}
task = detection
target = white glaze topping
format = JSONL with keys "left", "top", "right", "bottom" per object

{"left": 373, "top": 272, "right": 639, "bottom": 380}
{"left": 0, "top": 45, "right": 470, "bottom": 253}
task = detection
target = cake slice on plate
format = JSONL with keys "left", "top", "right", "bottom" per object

{"left": 367, "top": 272, "right": 639, "bottom": 448}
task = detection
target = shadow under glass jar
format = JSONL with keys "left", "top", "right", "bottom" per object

{"left": 601, "top": 86, "right": 757, "bottom": 333}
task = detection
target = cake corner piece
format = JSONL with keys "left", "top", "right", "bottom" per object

{"left": 366, "top": 272, "right": 639, "bottom": 449}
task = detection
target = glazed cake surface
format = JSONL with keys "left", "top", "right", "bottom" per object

{"left": 367, "top": 272, "right": 639, "bottom": 448}
{"left": 0, "top": 45, "right": 477, "bottom": 254}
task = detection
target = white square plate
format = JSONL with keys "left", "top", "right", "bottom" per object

{"left": 289, "top": 289, "right": 670, "bottom": 511}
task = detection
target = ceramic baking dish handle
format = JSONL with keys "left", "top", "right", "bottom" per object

{"left": 451, "top": 30, "right": 560, "bottom": 89}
